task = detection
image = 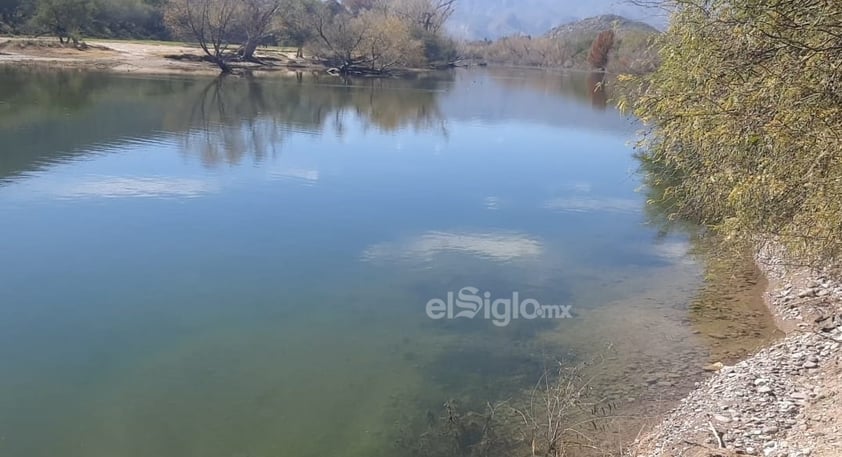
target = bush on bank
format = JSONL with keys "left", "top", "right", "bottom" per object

{"left": 625, "top": 0, "right": 842, "bottom": 266}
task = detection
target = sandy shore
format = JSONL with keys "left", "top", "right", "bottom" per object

{"left": 631, "top": 246, "right": 842, "bottom": 457}
{"left": 0, "top": 37, "right": 319, "bottom": 75}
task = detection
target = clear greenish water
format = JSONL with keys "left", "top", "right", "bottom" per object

{"left": 0, "top": 67, "right": 776, "bottom": 457}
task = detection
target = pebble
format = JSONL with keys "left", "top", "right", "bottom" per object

{"left": 632, "top": 248, "right": 842, "bottom": 457}
{"left": 714, "top": 414, "right": 732, "bottom": 423}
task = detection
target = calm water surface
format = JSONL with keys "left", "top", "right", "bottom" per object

{"left": 0, "top": 67, "right": 776, "bottom": 456}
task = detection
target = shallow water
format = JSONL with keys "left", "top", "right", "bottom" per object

{"left": 0, "top": 67, "right": 777, "bottom": 456}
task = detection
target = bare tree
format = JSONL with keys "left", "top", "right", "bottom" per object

{"left": 355, "top": 9, "right": 424, "bottom": 71}
{"left": 238, "top": 0, "right": 281, "bottom": 61}
{"left": 277, "top": 0, "right": 319, "bottom": 58}
{"left": 393, "top": 0, "right": 455, "bottom": 33}
{"left": 166, "top": 0, "right": 240, "bottom": 73}
{"left": 343, "top": 0, "right": 378, "bottom": 14}
{"left": 307, "top": 2, "right": 368, "bottom": 72}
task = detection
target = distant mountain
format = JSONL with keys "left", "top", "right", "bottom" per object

{"left": 447, "top": 0, "right": 664, "bottom": 39}
{"left": 546, "top": 14, "right": 659, "bottom": 40}
{"left": 546, "top": 14, "right": 661, "bottom": 72}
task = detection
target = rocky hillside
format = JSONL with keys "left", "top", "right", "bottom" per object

{"left": 546, "top": 14, "right": 659, "bottom": 40}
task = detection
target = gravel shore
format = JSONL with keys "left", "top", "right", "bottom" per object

{"left": 631, "top": 247, "right": 842, "bottom": 457}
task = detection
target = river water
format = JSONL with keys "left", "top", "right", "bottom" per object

{"left": 0, "top": 67, "right": 778, "bottom": 456}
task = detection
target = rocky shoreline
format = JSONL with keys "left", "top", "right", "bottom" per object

{"left": 631, "top": 246, "right": 842, "bottom": 457}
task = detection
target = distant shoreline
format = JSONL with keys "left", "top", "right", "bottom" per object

{"left": 0, "top": 37, "right": 358, "bottom": 77}
{"left": 0, "top": 37, "right": 623, "bottom": 78}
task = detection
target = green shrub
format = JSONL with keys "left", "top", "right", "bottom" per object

{"left": 626, "top": 0, "right": 842, "bottom": 265}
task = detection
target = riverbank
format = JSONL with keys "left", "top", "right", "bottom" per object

{"left": 0, "top": 38, "right": 323, "bottom": 75}
{"left": 630, "top": 246, "right": 842, "bottom": 457}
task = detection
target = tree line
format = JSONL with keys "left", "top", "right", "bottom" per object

{"left": 0, "top": 0, "right": 168, "bottom": 40}
{"left": 0, "top": 0, "right": 459, "bottom": 73}
{"left": 625, "top": 0, "right": 842, "bottom": 265}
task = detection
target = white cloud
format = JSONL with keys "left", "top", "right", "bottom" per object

{"left": 652, "top": 240, "right": 693, "bottom": 263}
{"left": 269, "top": 168, "right": 320, "bottom": 183}
{"left": 543, "top": 196, "right": 640, "bottom": 214}
{"left": 566, "top": 182, "right": 592, "bottom": 193}
{"left": 54, "top": 177, "right": 217, "bottom": 199}
{"left": 484, "top": 196, "right": 502, "bottom": 210}
{"left": 362, "top": 231, "right": 543, "bottom": 262}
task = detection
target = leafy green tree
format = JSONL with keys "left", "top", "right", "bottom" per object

{"left": 93, "top": 0, "right": 168, "bottom": 39}
{"left": 0, "top": 0, "right": 27, "bottom": 31}
{"left": 31, "top": 0, "right": 96, "bottom": 43}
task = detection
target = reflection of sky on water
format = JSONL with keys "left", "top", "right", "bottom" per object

{"left": 54, "top": 177, "right": 217, "bottom": 199}
{"left": 268, "top": 168, "right": 320, "bottom": 184}
{"left": 542, "top": 196, "right": 641, "bottom": 214}
{"left": 362, "top": 231, "right": 544, "bottom": 263}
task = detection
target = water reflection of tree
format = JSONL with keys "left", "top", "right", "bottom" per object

{"left": 0, "top": 68, "right": 453, "bottom": 182}
{"left": 161, "top": 72, "right": 451, "bottom": 167}
{"left": 0, "top": 68, "right": 162, "bottom": 183}
{"left": 587, "top": 71, "right": 607, "bottom": 110}
{"left": 487, "top": 67, "right": 610, "bottom": 109}
{"left": 173, "top": 76, "right": 286, "bottom": 167}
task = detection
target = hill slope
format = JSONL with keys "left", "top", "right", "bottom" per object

{"left": 448, "top": 0, "right": 663, "bottom": 39}
{"left": 546, "top": 14, "right": 659, "bottom": 40}
{"left": 462, "top": 14, "right": 660, "bottom": 73}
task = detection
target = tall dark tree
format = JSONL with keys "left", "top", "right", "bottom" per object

{"left": 587, "top": 29, "right": 614, "bottom": 70}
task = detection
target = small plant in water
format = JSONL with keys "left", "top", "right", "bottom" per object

{"left": 398, "top": 360, "right": 626, "bottom": 457}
